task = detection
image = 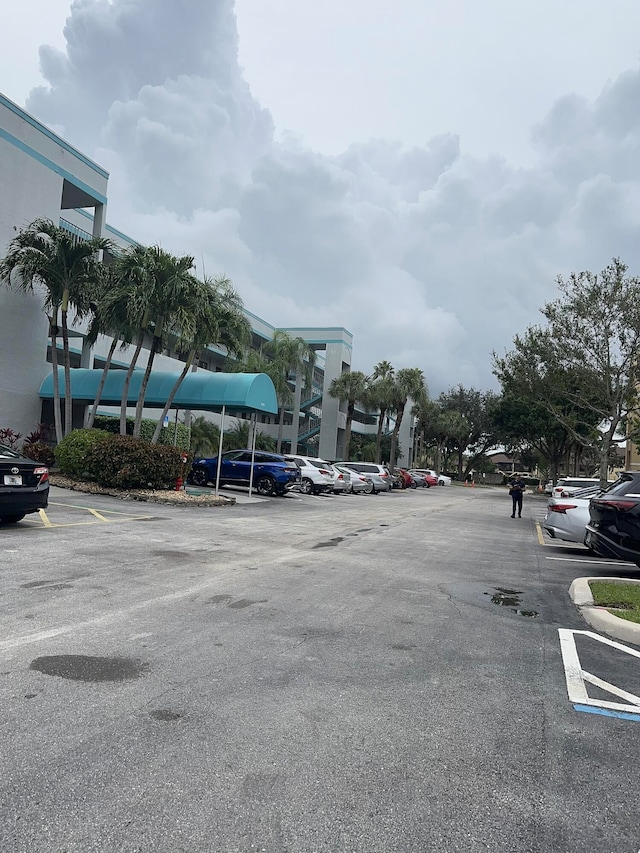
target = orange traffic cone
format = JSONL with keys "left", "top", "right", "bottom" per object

{"left": 471, "top": 480, "right": 475, "bottom": 488}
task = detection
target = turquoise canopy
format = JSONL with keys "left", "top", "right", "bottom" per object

{"left": 39, "top": 368, "right": 278, "bottom": 415}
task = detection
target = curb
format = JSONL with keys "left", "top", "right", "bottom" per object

{"left": 569, "top": 577, "right": 640, "bottom": 645}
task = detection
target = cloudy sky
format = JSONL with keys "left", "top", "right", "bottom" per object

{"left": 2, "top": 0, "right": 640, "bottom": 394}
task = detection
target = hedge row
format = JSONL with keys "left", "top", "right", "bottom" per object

{"left": 54, "top": 428, "right": 190, "bottom": 489}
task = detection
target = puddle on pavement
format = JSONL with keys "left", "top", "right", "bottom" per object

{"left": 485, "top": 587, "right": 539, "bottom": 618}
{"left": 29, "top": 655, "right": 150, "bottom": 682}
{"left": 228, "top": 598, "right": 267, "bottom": 609}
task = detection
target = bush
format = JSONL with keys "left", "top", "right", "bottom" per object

{"left": 92, "top": 414, "right": 191, "bottom": 451}
{"left": 84, "top": 434, "right": 187, "bottom": 489}
{"left": 22, "top": 442, "right": 56, "bottom": 467}
{"left": 54, "top": 429, "right": 110, "bottom": 477}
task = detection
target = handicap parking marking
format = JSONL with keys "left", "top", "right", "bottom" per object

{"left": 558, "top": 628, "right": 640, "bottom": 721}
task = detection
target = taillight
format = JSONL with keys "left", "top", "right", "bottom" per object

{"left": 319, "top": 468, "right": 331, "bottom": 475}
{"left": 34, "top": 467, "right": 49, "bottom": 483}
{"left": 337, "top": 473, "right": 344, "bottom": 480}
{"left": 596, "top": 499, "right": 636, "bottom": 511}
{"left": 550, "top": 503, "right": 577, "bottom": 514}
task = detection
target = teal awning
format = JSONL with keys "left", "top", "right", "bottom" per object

{"left": 39, "top": 368, "right": 278, "bottom": 414}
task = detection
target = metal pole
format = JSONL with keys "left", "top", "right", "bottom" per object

{"left": 248, "top": 413, "right": 257, "bottom": 496}
{"left": 173, "top": 407, "right": 179, "bottom": 446}
{"left": 214, "top": 405, "right": 226, "bottom": 497}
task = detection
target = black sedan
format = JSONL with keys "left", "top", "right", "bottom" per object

{"left": 584, "top": 472, "right": 640, "bottom": 564}
{"left": 0, "top": 443, "right": 50, "bottom": 524}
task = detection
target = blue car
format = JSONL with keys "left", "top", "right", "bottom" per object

{"left": 187, "top": 449, "right": 301, "bottom": 496}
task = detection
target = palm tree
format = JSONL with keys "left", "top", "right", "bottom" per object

{"left": 239, "top": 331, "right": 315, "bottom": 453}
{"left": 0, "top": 219, "right": 111, "bottom": 440}
{"left": 224, "top": 420, "right": 276, "bottom": 452}
{"left": 150, "top": 276, "right": 251, "bottom": 444}
{"left": 388, "top": 367, "right": 428, "bottom": 466}
{"left": 84, "top": 264, "right": 136, "bottom": 429}
{"left": 189, "top": 416, "right": 220, "bottom": 457}
{"left": 328, "top": 370, "right": 368, "bottom": 460}
{"left": 368, "top": 360, "right": 395, "bottom": 464}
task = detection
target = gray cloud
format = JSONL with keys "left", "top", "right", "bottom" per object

{"left": 26, "top": 0, "right": 640, "bottom": 393}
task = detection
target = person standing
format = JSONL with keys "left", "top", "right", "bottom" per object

{"left": 508, "top": 473, "right": 526, "bottom": 518}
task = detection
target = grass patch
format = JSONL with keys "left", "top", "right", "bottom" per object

{"left": 589, "top": 581, "right": 640, "bottom": 624}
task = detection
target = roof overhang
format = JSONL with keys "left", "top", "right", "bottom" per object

{"left": 39, "top": 368, "right": 278, "bottom": 414}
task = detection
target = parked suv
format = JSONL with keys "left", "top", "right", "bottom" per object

{"left": 187, "top": 450, "right": 300, "bottom": 496}
{"left": 585, "top": 472, "right": 640, "bottom": 563}
{"left": 284, "top": 455, "right": 335, "bottom": 495}
{"left": 341, "top": 462, "right": 393, "bottom": 493}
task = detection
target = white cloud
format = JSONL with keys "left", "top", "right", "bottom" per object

{"left": 24, "top": 0, "right": 640, "bottom": 393}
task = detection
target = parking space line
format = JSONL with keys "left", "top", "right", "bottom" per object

{"left": 558, "top": 628, "right": 640, "bottom": 721}
{"left": 87, "top": 509, "right": 110, "bottom": 522}
{"left": 38, "top": 509, "right": 53, "bottom": 527}
{"left": 535, "top": 521, "right": 545, "bottom": 545}
{"left": 545, "top": 556, "right": 636, "bottom": 566}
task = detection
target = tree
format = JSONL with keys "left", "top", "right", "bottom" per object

{"left": 240, "top": 331, "right": 315, "bottom": 453}
{"left": 84, "top": 264, "right": 136, "bottom": 430}
{"left": 438, "top": 386, "right": 501, "bottom": 479}
{"left": 388, "top": 367, "right": 428, "bottom": 466}
{"left": 150, "top": 276, "right": 250, "bottom": 444}
{"left": 224, "top": 420, "right": 276, "bottom": 452}
{"left": 328, "top": 370, "right": 368, "bottom": 460}
{"left": 189, "top": 416, "right": 220, "bottom": 457}
{"left": 493, "top": 258, "right": 640, "bottom": 486}
{"left": 130, "top": 247, "right": 197, "bottom": 438}
{"left": 0, "top": 219, "right": 110, "bottom": 440}
{"left": 368, "top": 361, "right": 395, "bottom": 463}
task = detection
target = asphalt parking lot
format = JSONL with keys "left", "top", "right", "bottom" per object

{"left": 2, "top": 485, "right": 640, "bottom": 852}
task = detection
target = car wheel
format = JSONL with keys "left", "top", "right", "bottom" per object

{"left": 425, "top": 482, "right": 431, "bottom": 488}
{"left": 0, "top": 513, "right": 26, "bottom": 524}
{"left": 300, "top": 477, "right": 314, "bottom": 495}
{"left": 409, "top": 481, "right": 417, "bottom": 489}
{"left": 363, "top": 481, "right": 374, "bottom": 494}
{"left": 255, "top": 475, "right": 275, "bottom": 496}
{"left": 438, "top": 480, "right": 445, "bottom": 486}
{"left": 190, "top": 467, "right": 209, "bottom": 487}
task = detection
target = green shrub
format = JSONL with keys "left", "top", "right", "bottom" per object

{"left": 92, "top": 414, "right": 191, "bottom": 451}
{"left": 54, "top": 429, "right": 110, "bottom": 477}
{"left": 84, "top": 434, "right": 187, "bottom": 489}
{"left": 22, "top": 442, "right": 56, "bottom": 467}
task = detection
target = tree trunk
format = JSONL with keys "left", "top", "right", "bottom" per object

{"left": 276, "top": 406, "right": 284, "bottom": 453}
{"left": 389, "top": 402, "right": 405, "bottom": 467}
{"left": 49, "top": 317, "right": 63, "bottom": 444}
{"left": 343, "top": 401, "right": 354, "bottom": 461}
{"left": 120, "top": 332, "right": 146, "bottom": 435}
{"left": 375, "top": 406, "right": 387, "bottom": 464}
{"left": 133, "top": 342, "right": 158, "bottom": 438}
{"left": 61, "top": 303, "right": 73, "bottom": 436}
{"left": 86, "top": 337, "right": 118, "bottom": 429}
{"left": 151, "top": 352, "right": 194, "bottom": 444}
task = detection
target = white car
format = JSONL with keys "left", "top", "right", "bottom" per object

{"left": 550, "top": 477, "right": 602, "bottom": 497}
{"left": 285, "top": 455, "right": 335, "bottom": 495}
{"left": 543, "top": 485, "right": 602, "bottom": 544}
{"left": 333, "top": 464, "right": 374, "bottom": 494}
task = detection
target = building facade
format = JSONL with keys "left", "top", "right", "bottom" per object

{"left": 0, "top": 93, "right": 413, "bottom": 464}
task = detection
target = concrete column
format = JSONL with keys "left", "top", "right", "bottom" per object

{"left": 319, "top": 343, "right": 344, "bottom": 461}
{"left": 92, "top": 202, "right": 107, "bottom": 239}
{"left": 290, "top": 371, "right": 303, "bottom": 455}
